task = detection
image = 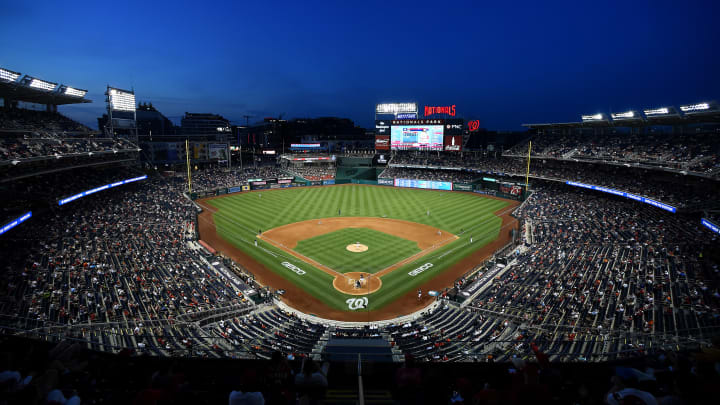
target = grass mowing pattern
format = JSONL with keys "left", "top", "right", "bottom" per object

{"left": 207, "top": 185, "right": 508, "bottom": 312}
{"left": 294, "top": 228, "right": 421, "bottom": 274}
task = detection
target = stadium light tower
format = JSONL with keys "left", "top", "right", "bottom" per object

{"left": 105, "top": 86, "right": 137, "bottom": 141}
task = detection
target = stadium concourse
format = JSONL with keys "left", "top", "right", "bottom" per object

{"left": 1, "top": 109, "right": 720, "bottom": 403}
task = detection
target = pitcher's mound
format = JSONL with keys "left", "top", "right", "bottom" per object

{"left": 346, "top": 243, "right": 368, "bottom": 252}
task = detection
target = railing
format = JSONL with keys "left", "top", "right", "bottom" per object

{"left": 3, "top": 313, "right": 717, "bottom": 362}
{"left": 357, "top": 353, "right": 365, "bottom": 405}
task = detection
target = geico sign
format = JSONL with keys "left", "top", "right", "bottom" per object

{"left": 346, "top": 297, "right": 368, "bottom": 310}
{"left": 408, "top": 263, "right": 433, "bottom": 277}
{"left": 281, "top": 261, "right": 306, "bottom": 275}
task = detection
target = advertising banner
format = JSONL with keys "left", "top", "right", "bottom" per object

{"left": 394, "top": 178, "right": 452, "bottom": 190}
{"left": 209, "top": 144, "right": 228, "bottom": 161}
{"left": 228, "top": 186, "right": 244, "bottom": 194}
{"left": 702, "top": 218, "right": 720, "bottom": 235}
{"left": 444, "top": 119, "right": 464, "bottom": 135}
{"left": 566, "top": 181, "right": 677, "bottom": 213}
{"left": 453, "top": 183, "right": 473, "bottom": 191}
{"left": 323, "top": 179, "right": 336, "bottom": 185}
{"left": 378, "top": 178, "right": 394, "bottom": 186}
{"left": 443, "top": 135, "right": 462, "bottom": 151}
{"left": 375, "top": 135, "right": 390, "bottom": 150}
{"left": 375, "top": 120, "right": 390, "bottom": 135}
{"left": 499, "top": 184, "right": 523, "bottom": 196}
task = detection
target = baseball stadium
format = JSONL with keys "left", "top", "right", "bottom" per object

{"left": 2, "top": 3, "right": 720, "bottom": 402}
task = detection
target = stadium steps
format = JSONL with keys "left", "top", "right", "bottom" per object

{"left": 313, "top": 327, "right": 333, "bottom": 360}
{"left": 382, "top": 331, "right": 405, "bottom": 361}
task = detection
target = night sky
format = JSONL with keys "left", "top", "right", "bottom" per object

{"left": 2, "top": 0, "right": 719, "bottom": 130}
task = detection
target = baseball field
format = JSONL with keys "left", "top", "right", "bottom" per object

{"left": 197, "top": 184, "right": 518, "bottom": 321}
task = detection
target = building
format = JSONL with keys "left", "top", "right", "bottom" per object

{"left": 181, "top": 112, "right": 231, "bottom": 141}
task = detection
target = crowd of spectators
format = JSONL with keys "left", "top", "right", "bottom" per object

{"left": 368, "top": 181, "right": 720, "bottom": 367}
{"left": 0, "top": 116, "right": 718, "bottom": 404}
{"left": 505, "top": 131, "right": 720, "bottom": 175}
{"left": 386, "top": 152, "right": 720, "bottom": 208}
{"left": 379, "top": 166, "right": 480, "bottom": 183}
{"left": 0, "top": 108, "right": 138, "bottom": 162}
{"left": 0, "top": 108, "right": 90, "bottom": 133}
{"left": 0, "top": 172, "right": 267, "bottom": 359}
{"left": 287, "top": 165, "right": 336, "bottom": 181}
{"left": 187, "top": 166, "right": 289, "bottom": 191}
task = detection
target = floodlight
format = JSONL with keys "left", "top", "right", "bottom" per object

{"left": 643, "top": 107, "right": 669, "bottom": 116}
{"left": 62, "top": 86, "right": 87, "bottom": 98}
{"left": 28, "top": 77, "right": 57, "bottom": 91}
{"left": 108, "top": 87, "right": 136, "bottom": 111}
{"left": 0, "top": 68, "right": 20, "bottom": 82}
{"left": 581, "top": 113, "right": 603, "bottom": 121}
{"left": 679, "top": 102, "right": 710, "bottom": 112}
{"left": 611, "top": 111, "right": 635, "bottom": 119}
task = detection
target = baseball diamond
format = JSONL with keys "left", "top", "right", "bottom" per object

{"left": 197, "top": 184, "right": 518, "bottom": 321}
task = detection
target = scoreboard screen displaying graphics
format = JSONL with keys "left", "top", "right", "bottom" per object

{"left": 394, "top": 178, "right": 453, "bottom": 190}
{"left": 391, "top": 125, "right": 444, "bottom": 150}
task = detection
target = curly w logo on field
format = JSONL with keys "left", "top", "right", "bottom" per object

{"left": 346, "top": 297, "right": 368, "bottom": 310}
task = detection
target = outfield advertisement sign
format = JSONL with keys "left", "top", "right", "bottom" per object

{"left": 228, "top": 186, "right": 244, "bottom": 193}
{"left": 323, "top": 179, "right": 336, "bottom": 185}
{"left": 566, "top": 181, "right": 677, "bottom": 213}
{"left": 702, "top": 218, "right": 720, "bottom": 235}
{"left": 394, "top": 178, "right": 452, "bottom": 191}
{"left": 453, "top": 183, "right": 473, "bottom": 191}
{"left": 378, "top": 178, "right": 394, "bottom": 186}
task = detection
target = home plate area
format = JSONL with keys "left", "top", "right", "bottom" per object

{"left": 333, "top": 272, "right": 382, "bottom": 295}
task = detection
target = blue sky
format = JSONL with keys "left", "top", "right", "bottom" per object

{"left": 1, "top": 0, "right": 719, "bottom": 130}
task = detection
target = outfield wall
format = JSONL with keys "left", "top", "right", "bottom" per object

{"left": 188, "top": 178, "right": 527, "bottom": 201}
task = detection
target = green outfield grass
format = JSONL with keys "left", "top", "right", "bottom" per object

{"left": 294, "top": 228, "right": 421, "bottom": 274}
{"left": 206, "top": 184, "right": 510, "bottom": 313}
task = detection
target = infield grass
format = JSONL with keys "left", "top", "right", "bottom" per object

{"left": 294, "top": 228, "right": 421, "bottom": 274}
{"left": 206, "top": 184, "right": 509, "bottom": 312}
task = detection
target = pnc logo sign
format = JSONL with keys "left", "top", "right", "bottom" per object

{"left": 346, "top": 297, "right": 368, "bottom": 310}
{"left": 468, "top": 120, "right": 480, "bottom": 131}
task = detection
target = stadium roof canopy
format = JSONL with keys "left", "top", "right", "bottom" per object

{"left": 0, "top": 68, "right": 91, "bottom": 106}
{"left": 523, "top": 102, "right": 720, "bottom": 129}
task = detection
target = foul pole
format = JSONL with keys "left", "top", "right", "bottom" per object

{"left": 525, "top": 141, "right": 532, "bottom": 189}
{"left": 186, "top": 139, "right": 192, "bottom": 194}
